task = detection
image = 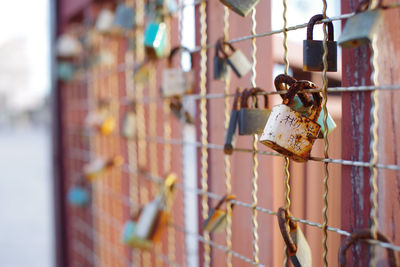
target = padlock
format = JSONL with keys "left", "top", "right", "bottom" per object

{"left": 303, "top": 14, "right": 337, "bottom": 72}
{"left": 85, "top": 100, "right": 116, "bottom": 135}
{"left": 57, "top": 62, "right": 75, "bottom": 82}
{"left": 260, "top": 81, "right": 321, "bottom": 162}
{"left": 122, "top": 219, "right": 153, "bottom": 249}
{"left": 203, "top": 194, "right": 236, "bottom": 233}
{"left": 162, "top": 46, "right": 194, "bottom": 97}
{"left": 338, "top": 229, "right": 399, "bottom": 267}
{"left": 221, "top": 42, "right": 252, "bottom": 78}
{"left": 238, "top": 87, "right": 271, "bottom": 135}
{"left": 156, "top": 0, "right": 178, "bottom": 14}
{"left": 144, "top": 22, "right": 167, "bottom": 59}
{"left": 338, "top": 0, "right": 383, "bottom": 48}
{"left": 56, "top": 33, "right": 83, "bottom": 60}
{"left": 274, "top": 74, "right": 336, "bottom": 138}
{"left": 96, "top": 8, "right": 115, "bottom": 33}
{"left": 113, "top": 4, "right": 135, "bottom": 31}
{"left": 169, "top": 95, "right": 195, "bottom": 124}
{"left": 67, "top": 182, "right": 90, "bottom": 207}
{"left": 133, "top": 61, "right": 150, "bottom": 84}
{"left": 224, "top": 89, "right": 242, "bottom": 155}
{"left": 84, "top": 156, "right": 124, "bottom": 181}
{"left": 213, "top": 38, "right": 230, "bottom": 81}
{"left": 122, "top": 102, "right": 136, "bottom": 139}
{"left": 277, "top": 207, "right": 312, "bottom": 267}
{"left": 219, "top": 0, "right": 260, "bottom": 17}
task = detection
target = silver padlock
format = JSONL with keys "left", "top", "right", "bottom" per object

{"left": 219, "top": 0, "right": 260, "bottom": 17}
{"left": 238, "top": 87, "right": 271, "bottom": 135}
{"left": 338, "top": 0, "right": 383, "bottom": 48}
{"left": 224, "top": 89, "right": 242, "bottom": 155}
{"left": 278, "top": 208, "right": 312, "bottom": 267}
{"left": 113, "top": 3, "right": 135, "bottom": 31}
{"left": 96, "top": 8, "right": 115, "bottom": 33}
{"left": 260, "top": 81, "right": 321, "bottom": 162}
{"left": 274, "top": 74, "right": 336, "bottom": 138}
{"left": 213, "top": 38, "right": 230, "bottom": 81}
{"left": 162, "top": 46, "right": 194, "bottom": 97}
{"left": 221, "top": 42, "right": 252, "bottom": 78}
{"left": 56, "top": 33, "right": 83, "bottom": 60}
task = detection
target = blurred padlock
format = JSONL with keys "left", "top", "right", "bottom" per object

{"left": 213, "top": 38, "right": 230, "bottom": 81}
{"left": 203, "top": 194, "right": 236, "bottom": 233}
{"left": 238, "top": 87, "right": 271, "bottom": 135}
{"left": 338, "top": 0, "right": 383, "bottom": 48}
{"left": 260, "top": 81, "right": 321, "bottom": 162}
{"left": 219, "top": 0, "right": 260, "bottom": 17}
{"left": 303, "top": 14, "right": 337, "bottom": 72}
{"left": 85, "top": 100, "right": 116, "bottom": 135}
{"left": 133, "top": 61, "right": 150, "bottom": 83}
{"left": 221, "top": 41, "right": 252, "bottom": 78}
{"left": 274, "top": 74, "right": 336, "bottom": 138}
{"left": 84, "top": 156, "right": 124, "bottom": 181}
{"left": 57, "top": 62, "right": 75, "bottom": 82}
{"left": 224, "top": 88, "right": 242, "bottom": 155}
{"left": 96, "top": 8, "right": 115, "bottom": 33}
{"left": 170, "top": 95, "right": 194, "bottom": 124}
{"left": 113, "top": 3, "right": 135, "bottom": 31}
{"left": 277, "top": 208, "right": 312, "bottom": 267}
{"left": 144, "top": 21, "right": 167, "bottom": 59}
{"left": 156, "top": 0, "right": 178, "bottom": 15}
{"left": 67, "top": 180, "right": 90, "bottom": 207}
{"left": 162, "top": 46, "right": 194, "bottom": 97}
{"left": 122, "top": 102, "right": 136, "bottom": 139}
{"left": 56, "top": 33, "right": 83, "bottom": 60}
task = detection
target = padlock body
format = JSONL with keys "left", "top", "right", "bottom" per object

{"left": 113, "top": 4, "right": 135, "bottom": 30}
{"left": 67, "top": 186, "right": 90, "bottom": 206}
{"left": 57, "top": 62, "right": 75, "bottom": 82}
{"left": 213, "top": 56, "right": 230, "bottom": 81}
{"left": 144, "top": 22, "right": 167, "bottom": 58}
{"left": 260, "top": 104, "right": 320, "bottom": 162}
{"left": 227, "top": 50, "right": 252, "bottom": 78}
{"left": 224, "top": 109, "right": 239, "bottom": 154}
{"left": 219, "top": 0, "right": 259, "bottom": 17}
{"left": 290, "top": 227, "right": 312, "bottom": 267}
{"left": 122, "top": 220, "right": 153, "bottom": 249}
{"left": 135, "top": 196, "right": 162, "bottom": 240}
{"left": 338, "top": 9, "right": 383, "bottom": 48}
{"left": 162, "top": 68, "right": 193, "bottom": 97}
{"left": 96, "top": 9, "right": 114, "bottom": 33}
{"left": 303, "top": 40, "right": 337, "bottom": 72}
{"left": 122, "top": 112, "right": 136, "bottom": 139}
{"left": 238, "top": 108, "right": 271, "bottom": 135}
{"left": 202, "top": 209, "right": 227, "bottom": 233}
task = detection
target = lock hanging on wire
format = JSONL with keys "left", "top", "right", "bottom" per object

{"left": 238, "top": 87, "right": 271, "bottom": 135}
{"left": 156, "top": 0, "right": 178, "bottom": 15}
{"left": 85, "top": 99, "right": 116, "bottom": 135}
{"left": 202, "top": 194, "right": 236, "bottom": 233}
{"left": 213, "top": 38, "right": 231, "bottom": 81}
{"left": 220, "top": 41, "right": 252, "bottom": 78}
{"left": 338, "top": 0, "right": 384, "bottom": 48}
{"left": 219, "top": 0, "right": 260, "bottom": 17}
{"left": 144, "top": 21, "right": 167, "bottom": 59}
{"left": 169, "top": 95, "right": 195, "bottom": 124}
{"left": 277, "top": 208, "right": 312, "bottom": 267}
{"left": 122, "top": 101, "right": 136, "bottom": 139}
{"left": 84, "top": 156, "right": 124, "bottom": 181}
{"left": 67, "top": 179, "right": 90, "bottom": 207}
{"left": 162, "top": 46, "right": 194, "bottom": 97}
{"left": 303, "top": 14, "right": 337, "bottom": 72}
{"left": 274, "top": 74, "right": 336, "bottom": 138}
{"left": 96, "top": 8, "right": 115, "bottom": 33}
{"left": 113, "top": 3, "right": 135, "bottom": 32}
{"left": 224, "top": 89, "right": 242, "bottom": 155}
{"left": 338, "top": 229, "right": 399, "bottom": 267}
{"left": 260, "top": 80, "right": 321, "bottom": 162}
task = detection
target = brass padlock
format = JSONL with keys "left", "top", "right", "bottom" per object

{"left": 238, "top": 87, "right": 271, "bottom": 135}
{"left": 277, "top": 208, "right": 312, "bottom": 267}
{"left": 169, "top": 95, "right": 195, "bottom": 124}
{"left": 122, "top": 102, "right": 136, "bottom": 139}
{"left": 260, "top": 81, "right": 321, "bottom": 162}
{"left": 144, "top": 21, "right": 167, "bottom": 59}
{"left": 221, "top": 42, "right": 252, "bottom": 78}
{"left": 213, "top": 38, "right": 230, "bottom": 81}
{"left": 338, "top": 229, "right": 399, "bottom": 267}
{"left": 67, "top": 180, "right": 90, "bottom": 207}
{"left": 203, "top": 194, "right": 236, "bottom": 233}
{"left": 162, "top": 46, "right": 194, "bottom": 97}
{"left": 224, "top": 89, "right": 242, "bottom": 155}
{"left": 274, "top": 74, "right": 337, "bottom": 138}
{"left": 219, "top": 0, "right": 260, "bottom": 17}
{"left": 303, "top": 14, "right": 337, "bottom": 72}
{"left": 96, "top": 8, "right": 115, "bottom": 33}
{"left": 338, "top": 0, "right": 384, "bottom": 48}
{"left": 84, "top": 156, "right": 124, "bottom": 181}
{"left": 113, "top": 4, "right": 135, "bottom": 31}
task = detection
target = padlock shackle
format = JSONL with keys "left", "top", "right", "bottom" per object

{"left": 215, "top": 37, "right": 227, "bottom": 59}
{"left": 274, "top": 74, "right": 297, "bottom": 99}
{"left": 306, "top": 14, "right": 334, "bottom": 42}
{"left": 241, "top": 87, "right": 269, "bottom": 109}
{"left": 214, "top": 194, "right": 236, "bottom": 211}
{"left": 277, "top": 207, "right": 298, "bottom": 256}
{"left": 168, "top": 46, "right": 193, "bottom": 69}
{"left": 219, "top": 41, "right": 236, "bottom": 59}
{"left": 356, "top": 0, "right": 384, "bottom": 13}
{"left": 338, "top": 229, "right": 399, "bottom": 267}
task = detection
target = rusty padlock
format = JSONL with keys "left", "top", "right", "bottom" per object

{"left": 84, "top": 156, "right": 124, "bottom": 181}
{"left": 169, "top": 95, "right": 194, "bottom": 124}
{"left": 338, "top": 0, "right": 384, "bottom": 48}
{"left": 303, "top": 14, "right": 337, "bottom": 72}
{"left": 203, "top": 194, "right": 236, "bottom": 233}
{"left": 221, "top": 42, "right": 252, "bottom": 78}
{"left": 238, "top": 88, "right": 271, "bottom": 135}
{"left": 277, "top": 208, "right": 312, "bottom": 267}
{"left": 96, "top": 8, "right": 115, "bottom": 33}
{"left": 260, "top": 81, "right": 321, "bottom": 162}
{"left": 219, "top": 0, "right": 260, "bottom": 17}
{"left": 213, "top": 38, "right": 230, "bottom": 81}
{"left": 144, "top": 21, "right": 167, "bottom": 59}
{"left": 274, "top": 74, "right": 336, "bottom": 138}
{"left": 122, "top": 102, "right": 136, "bottom": 139}
{"left": 338, "top": 229, "right": 399, "bottom": 267}
{"left": 162, "top": 46, "right": 194, "bottom": 97}
{"left": 113, "top": 3, "right": 135, "bottom": 31}
{"left": 224, "top": 89, "right": 242, "bottom": 155}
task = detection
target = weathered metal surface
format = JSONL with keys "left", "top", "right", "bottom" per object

{"left": 224, "top": 89, "right": 242, "bottom": 155}
{"left": 303, "top": 14, "right": 337, "bottom": 72}
{"left": 219, "top": 0, "right": 260, "bottom": 17}
{"left": 222, "top": 42, "right": 252, "bottom": 78}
